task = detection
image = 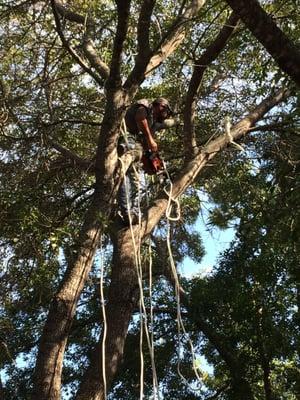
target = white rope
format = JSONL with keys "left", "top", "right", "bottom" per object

{"left": 161, "top": 163, "right": 203, "bottom": 389}
{"left": 224, "top": 115, "right": 244, "bottom": 152}
{"left": 163, "top": 162, "right": 181, "bottom": 222}
{"left": 166, "top": 223, "right": 203, "bottom": 388}
{"left": 119, "top": 154, "right": 160, "bottom": 399}
{"left": 99, "top": 237, "right": 108, "bottom": 399}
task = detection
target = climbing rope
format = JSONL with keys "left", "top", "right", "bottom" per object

{"left": 166, "top": 222, "right": 203, "bottom": 387}
{"left": 99, "top": 237, "right": 108, "bottom": 399}
{"left": 163, "top": 161, "right": 181, "bottom": 222}
{"left": 224, "top": 115, "right": 244, "bottom": 152}
{"left": 162, "top": 162, "right": 203, "bottom": 389}
{"left": 119, "top": 154, "right": 160, "bottom": 400}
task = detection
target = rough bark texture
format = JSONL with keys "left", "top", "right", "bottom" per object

{"left": 225, "top": 0, "right": 300, "bottom": 86}
{"left": 75, "top": 229, "right": 139, "bottom": 400}
{"left": 31, "top": 0, "right": 295, "bottom": 397}
{"left": 32, "top": 87, "right": 137, "bottom": 400}
{"left": 33, "top": 1, "right": 132, "bottom": 396}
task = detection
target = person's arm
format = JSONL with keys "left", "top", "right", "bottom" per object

{"left": 152, "top": 118, "right": 177, "bottom": 132}
{"left": 135, "top": 107, "right": 158, "bottom": 152}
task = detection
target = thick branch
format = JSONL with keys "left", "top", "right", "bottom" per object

{"left": 47, "top": 137, "right": 94, "bottom": 171}
{"left": 183, "top": 12, "right": 239, "bottom": 157}
{"left": 145, "top": 0, "right": 206, "bottom": 75}
{"left": 124, "top": 0, "right": 206, "bottom": 92}
{"left": 140, "top": 86, "right": 292, "bottom": 237}
{"left": 105, "top": 1, "right": 131, "bottom": 88}
{"left": 51, "top": 0, "right": 85, "bottom": 23}
{"left": 225, "top": 0, "right": 300, "bottom": 86}
{"left": 82, "top": 21, "right": 110, "bottom": 80}
{"left": 121, "top": 1, "right": 156, "bottom": 93}
{"left": 52, "top": 0, "right": 110, "bottom": 79}
{"left": 137, "top": 0, "right": 156, "bottom": 57}
{"left": 51, "top": 0, "right": 104, "bottom": 85}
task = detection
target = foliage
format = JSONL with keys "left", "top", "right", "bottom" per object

{"left": 0, "top": 0, "right": 299, "bottom": 399}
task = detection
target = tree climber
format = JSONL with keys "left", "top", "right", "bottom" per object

{"left": 118, "top": 97, "right": 175, "bottom": 226}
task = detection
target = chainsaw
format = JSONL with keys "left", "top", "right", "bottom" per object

{"left": 141, "top": 150, "right": 165, "bottom": 176}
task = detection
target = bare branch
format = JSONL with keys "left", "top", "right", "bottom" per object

{"left": 82, "top": 36, "right": 110, "bottom": 80}
{"left": 124, "top": 0, "right": 206, "bottom": 91}
{"left": 137, "top": 0, "right": 156, "bottom": 57}
{"left": 51, "top": 0, "right": 86, "bottom": 23}
{"left": 51, "top": 0, "right": 110, "bottom": 79}
{"left": 46, "top": 136, "right": 94, "bottom": 171}
{"left": 121, "top": 0, "right": 156, "bottom": 92}
{"left": 50, "top": 0, "right": 104, "bottom": 85}
{"left": 106, "top": 0, "right": 131, "bottom": 87}
{"left": 183, "top": 12, "right": 239, "bottom": 157}
{"left": 145, "top": 0, "right": 206, "bottom": 75}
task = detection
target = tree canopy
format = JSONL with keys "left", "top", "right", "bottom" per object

{"left": 0, "top": 1, "right": 299, "bottom": 399}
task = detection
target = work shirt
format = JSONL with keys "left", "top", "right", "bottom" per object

{"left": 125, "top": 99, "right": 154, "bottom": 137}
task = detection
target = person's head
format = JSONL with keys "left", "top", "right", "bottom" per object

{"left": 152, "top": 97, "right": 173, "bottom": 122}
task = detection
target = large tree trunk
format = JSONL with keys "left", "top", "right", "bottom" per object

{"left": 32, "top": 85, "right": 130, "bottom": 399}
{"left": 75, "top": 228, "right": 139, "bottom": 400}
{"left": 225, "top": 0, "right": 300, "bottom": 86}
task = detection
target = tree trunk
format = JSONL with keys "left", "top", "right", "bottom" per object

{"left": 225, "top": 0, "right": 300, "bottom": 86}
{"left": 32, "top": 86, "right": 130, "bottom": 399}
{"left": 75, "top": 228, "right": 139, "bottom": 400}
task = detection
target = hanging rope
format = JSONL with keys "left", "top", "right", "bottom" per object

{"left": 118, "top": 150, "right": 160, "bottom": 400}
{"left": 161, "top": 162, "right": 203, "bottom": 389}
{"left": 99, "top": 237, "right": 108, "bottom": 399}
{"left": 166, "top": 222, "right": 203, "bottom": 387}
{"left": 224, "top": 115, "right": 244, "bottom": 152}
{"left": 163, "top": 161, "right": 181, "bottom": 222}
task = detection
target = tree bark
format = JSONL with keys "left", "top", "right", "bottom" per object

{"left": 32, "top": 86, "right": 130, "bottom": 400}
{"left": 75, "top": 229, "right": 139, "bottom": 400}
{"left": 33, "top": 1, "right": 209, "bottom": 397}
{"left": 225, "top": 0, "right": 300, "bottom": 86}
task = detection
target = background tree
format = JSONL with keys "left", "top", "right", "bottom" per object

{"left": 0, "top": 1, "right": 299, "bottom": 399}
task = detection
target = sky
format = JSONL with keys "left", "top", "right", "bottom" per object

{"left": 181, "top": 216, "right": 236, "bottom": 279}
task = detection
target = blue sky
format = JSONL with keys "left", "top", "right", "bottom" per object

{"left": 181, "top": 219, "right": 236, "bottom": 279}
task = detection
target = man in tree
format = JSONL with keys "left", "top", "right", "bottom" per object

{"left": 118, "top": 97, "right": 174, "bottom": 225}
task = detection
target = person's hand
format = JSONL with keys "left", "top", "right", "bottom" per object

{"left": 148, "top": 138, "right": 158, "bottom": 152}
